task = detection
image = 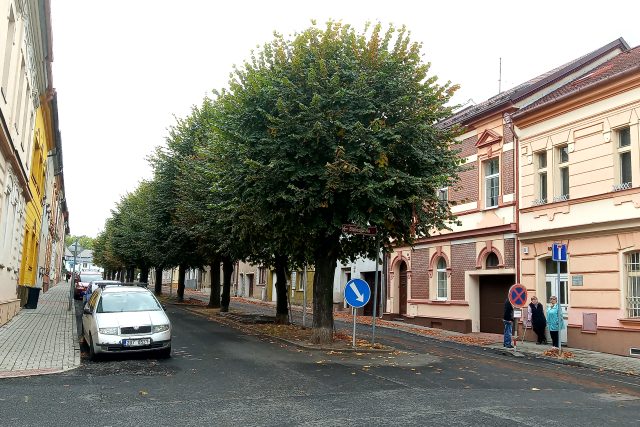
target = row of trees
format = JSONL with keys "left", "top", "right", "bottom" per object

{"left": 93, "top": 21, "right": 462, "bottom": 343}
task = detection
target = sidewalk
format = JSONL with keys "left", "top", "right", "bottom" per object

{"left": 173, "top": 286, "right": 640, "bottom": 377}
{"left": 0, "top": 281, "right": 80, "bottom": 378}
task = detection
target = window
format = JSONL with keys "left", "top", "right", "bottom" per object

{"left": 555, "top": 145, "right": 569, "bottom": 201}
{"left": 617, "top": 127, "right": 632, "bottom": 190}
{"left": 258, "top": 267, "right": 266, "bottom": 285}
{"left": 1, "top": 8, "right": 16, "bottom": 99}
{"left": 626, "top": 252, "right": 640, "bottom": 318}
{"left": 436, "top": 258, "right": 447, "bottom": 299}
{"left": 535, "top": 151, "right": 547, "bottom": 205}
{"left": 486, "top": 252, "right": 499, "bottom": 268}
{"left": 484, "top": 158, "right": 499, "bottom": 208}
{"left": 438, "top": 187, "right": 448, "bottom": 204}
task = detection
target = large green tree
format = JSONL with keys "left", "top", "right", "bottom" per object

{"left": 210, "top": 22, "right": 462, "bottom": 343}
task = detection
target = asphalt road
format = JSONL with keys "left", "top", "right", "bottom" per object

{"left": 0, "top": 302, "right": 639, "bottom": 426}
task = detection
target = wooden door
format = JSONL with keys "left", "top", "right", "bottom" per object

{"left": 399, "top": 262, "right": 407, "bottom": 315}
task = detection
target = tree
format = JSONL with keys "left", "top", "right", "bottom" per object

{"left": 210, "top": 21, "right": 462, "bottom": 343}
{"left": 65, "top": 235, "right": 96, "bottom": 250}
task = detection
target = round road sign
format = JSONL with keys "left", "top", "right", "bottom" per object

{"left": 344, "top": 278, "right": 371, "bottom": 308}
{"left": 508, "top": 283, "right": 528, "bottom": 308}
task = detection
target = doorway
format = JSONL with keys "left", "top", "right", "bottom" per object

{"left": 479, "top": 274, "right": 515, "bottom": 333}
{"left": 399, "top": 262, "right": 407, "bottom": 315}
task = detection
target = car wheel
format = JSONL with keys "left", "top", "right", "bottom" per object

{"left": 88, "top": 334, "right": 100, "bottom": 362}
{"left": 158, "top": 346, "right": 171, "bottom": 359}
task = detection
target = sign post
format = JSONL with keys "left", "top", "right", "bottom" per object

{"left": 508, "top": 283, "right": 528, "bottom": 349}
{"left": 552, "top": 242, "right": 568, "bottom": 355}
{"left": 341, "top": 224, "right": 380, "bottom": 345}
{"left": 344, "top": 278, "right": 371, "bottom": 348}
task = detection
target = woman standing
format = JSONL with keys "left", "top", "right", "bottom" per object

{"left": 547, "top": 296, "right": 563, "bottom": 349}
{"left": 528, "top": 296, "right": 547, "bottom": 344}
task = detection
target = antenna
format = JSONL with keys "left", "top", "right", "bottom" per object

{"left": 498, "top": 57, "right": 502, "bottom": 94}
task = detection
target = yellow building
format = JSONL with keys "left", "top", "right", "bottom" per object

{"left": 19, "top": 106, "right": 49, "bottom": 287}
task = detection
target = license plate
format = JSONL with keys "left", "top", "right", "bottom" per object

{"left": 122, "top": 338, "right": 151, "bottom": 347}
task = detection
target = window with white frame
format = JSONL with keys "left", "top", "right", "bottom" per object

{"left": 1, "top": 7, "right": 16, "bottom": 99}
{"left": 436, "top": 257, "right": 447, "bottom": 299}
{"left": 555, "top": 145, "right": 569, "bottom": 201}
{"left": 438, "top": 187, "right": 448, "bottom": 204}
{"left": 484, "top": 157, "right": 499, "bottom": 208}
{"left": 626, "top": 252, "right": 640, "bottom": 318}
{"left": 617, "top": 127, "right": 632, "bottom": 190}
{"left": 535, "top": 151, "right": 547, "bottom": 205}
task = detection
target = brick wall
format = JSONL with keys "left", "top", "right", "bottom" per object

{"left": 450, "top": 161, "right": 478, "bottom": 205}
{"left": 451, "top": 242, "right": 476, "bottom": 300}
{"left": 458, "top": 134, "right": 478, "bottom": 158}
{"left": 504, "top": 238, "right": 515, "bottom": 268}
{"left": 502, "top": 150, "right": 514, "bottom": 195}
{"left": 411, "top": 248, "right": 429, "bottom": 299}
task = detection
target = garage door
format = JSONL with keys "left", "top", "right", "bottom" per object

{"left": 479, "top": 275, "right": 514, "bottom": 333}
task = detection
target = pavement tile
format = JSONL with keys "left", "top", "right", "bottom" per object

{"left": 0, "top": 282, "right": 80, "bottom": 379}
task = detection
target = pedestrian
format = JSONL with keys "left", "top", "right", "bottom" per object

{"left": 528, "top": 296, "right": 547, "bottom": 345}
{"left": 503, "top": 298, "right": 514, "bottom": 348}
{"left": 547, "top": 295, "right": 563, "bottom": 349}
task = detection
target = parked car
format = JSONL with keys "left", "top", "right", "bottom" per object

{"left": 82, "top": 286, "right": 171, "bottom": 360}
{"left": 74, "top": 271, "right": 103, "bottom": 300}
{"left": 83, "top": 280, "right": 123, "bottom": 304}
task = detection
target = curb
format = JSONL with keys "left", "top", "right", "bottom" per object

{"left": 0, "top": 365, "right": 80, "bottom": 379}
{"left": 485, "top": 345, "right": 639, "bottom": 377}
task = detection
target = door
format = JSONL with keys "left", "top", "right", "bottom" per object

{"left": 546, "top": 274, "right": 569, "bottom": 343}
{"left": 248, "top": 274, "right": 254, "bottom": 298}
{"left": 479, "top": 275, "right": 514, "bottom": 333}
{"left": 399, "top": 262, "right": 407, "bottom": 315}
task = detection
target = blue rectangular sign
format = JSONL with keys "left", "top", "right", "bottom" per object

{"left": 552, "top": 243, "right": 567, "bottom": 262}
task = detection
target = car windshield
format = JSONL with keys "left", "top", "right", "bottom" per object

{"left": 80, "top": 274, "right": 102, "bottom": 283}
{"left": 97, "top": 292, "right": 161, "bottom": 313}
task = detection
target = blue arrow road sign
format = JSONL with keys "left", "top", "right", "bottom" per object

{"left": 344, "top": 278, "right": 371, "bottom": 308}
{"left": 552, "top": 243, "right": 567, "bottom": 262}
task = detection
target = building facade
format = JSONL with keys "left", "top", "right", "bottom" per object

{"left": 385, "top": 39, "right": 630, "bottom": 336}
{"left": 514, "top": 46, "right": 640, "bottom": 356}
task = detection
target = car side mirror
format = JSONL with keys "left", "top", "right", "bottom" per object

{"left": 83, "top": 306, "right": 92, "bottom": 315}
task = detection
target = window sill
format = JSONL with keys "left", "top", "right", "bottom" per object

{"left": 408, "top": 299, "right": 469, "bottom": 306}
{"left": 618, "top": 318, "right": 640, "bottom": 325}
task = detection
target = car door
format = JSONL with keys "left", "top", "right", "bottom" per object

{"left": 83, "top": 289, "right": 101, "bottom": 341}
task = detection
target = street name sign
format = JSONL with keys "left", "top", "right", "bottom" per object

{"left": 341, "top": 224, "right": 377, "bottom": 236}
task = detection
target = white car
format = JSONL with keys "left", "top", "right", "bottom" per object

{"left": 82, "top": 286, "right": 171, "bottom": 360}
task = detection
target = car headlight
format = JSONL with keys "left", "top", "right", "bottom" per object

{"left": 99, "top": 327, "right": 119, "bottom": 335}
{"left": 152, "top": 324, "right": 170, "bottom": 333}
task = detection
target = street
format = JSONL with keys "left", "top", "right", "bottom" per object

{"left": 0, "top": 302, "right": 639, "bottom": 427}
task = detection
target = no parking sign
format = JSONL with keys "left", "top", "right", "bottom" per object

{"left": 508, "top": 283, "right": 528, "bottom": 308}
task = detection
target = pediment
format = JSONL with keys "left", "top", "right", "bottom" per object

{"left": 475, "top": 129, "right": 503, "bottom": 148}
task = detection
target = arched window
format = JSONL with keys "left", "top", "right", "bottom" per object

{"left": 437, "top": 257, "right": 447, "bottom": 299}
{"left": 486, "top": 252, "right": 499, "bottom": 269}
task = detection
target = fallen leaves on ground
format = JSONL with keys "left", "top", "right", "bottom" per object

{"left": 542, "top": 348, "right": 575, "bottom": 359}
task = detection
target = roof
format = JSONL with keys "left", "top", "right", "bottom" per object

{"left": 101, "top": 286, "right": 150, "bottom": 294}
{"left": 515, "top": 45, "right": 640, "bottom": 118}
{"left": 440, "top": 38, "right": 630, "bottom": 128}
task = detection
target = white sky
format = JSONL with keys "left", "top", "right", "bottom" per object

{"left": 51, "top": 0, "right": 640, "bottom": 237}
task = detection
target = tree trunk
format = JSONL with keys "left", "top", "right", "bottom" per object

{"left": 208, "top": 257, "right": 221, "bottom": 308}
{"left": 140, "top": 266, "right": 149, "bottom": 284}
{"left": 274, "top": 254, "right": 289, "bottom": 324}
{"left": 154, "top": 267, "right": 163, "bottom": 295}
{"left": 311, "top": 236, "right": 340, "bottom": 344}
{"left": 127, "top": 266, "right": 135, "bottom": 283}
{"left": 220, "top": 256, "right": 233, "bottom": 312}
{"left": 177, "top": 264, "right": 186, "bottom": 302}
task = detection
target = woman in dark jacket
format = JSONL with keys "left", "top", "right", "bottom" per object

{"left": 528, "top": 296, "right": 547, "bottom": 344}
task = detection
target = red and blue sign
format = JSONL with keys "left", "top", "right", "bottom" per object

{"left": 508, "top": 283, "right": 528, "bottom": 308}
{"left": 552, "top": 243, "right": 567, "bottom": 262}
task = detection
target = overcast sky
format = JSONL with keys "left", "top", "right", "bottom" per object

{"left": 50, "top": 0, "right": 640, "bottom": 238}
